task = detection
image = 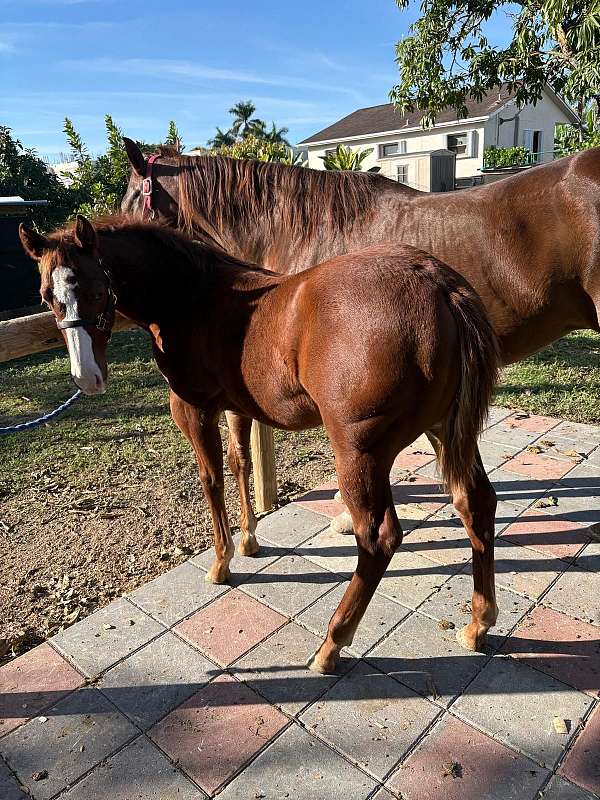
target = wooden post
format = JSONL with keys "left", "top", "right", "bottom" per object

{"left": 250, "top": 420, "right": 278, "bottom": 513}
{"left": 0, "top": 311, "right": 135, "bottom": 363}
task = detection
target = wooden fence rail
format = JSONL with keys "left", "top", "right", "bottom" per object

{"left": 0, "top": 311, "right": 278, "bottom": 512}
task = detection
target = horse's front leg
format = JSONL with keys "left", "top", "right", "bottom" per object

{"left": 225, "top": 411, "right": 259, "bottom": 556}
{"left": 309, "top": 448, "right": 401, "bottom": 673}
{"left": 170, "top": 392, "right": 234, "bottom": 584}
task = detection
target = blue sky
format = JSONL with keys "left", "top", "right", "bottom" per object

{"left": 1, "top": 0, "right": 421, "bottom": 160}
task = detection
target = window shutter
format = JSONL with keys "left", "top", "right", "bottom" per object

{"left": 523, "top": 129, "right": 534, "bottom": 151}
{"left": 469, "top": 130, "right": 478, "bottom": 158}
{"left": 400, "top": 140, "right": 407, "bottom": 154}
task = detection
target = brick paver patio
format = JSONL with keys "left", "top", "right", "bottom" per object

{"left": 1, "top": 407, "right": 599, "bottom": 799}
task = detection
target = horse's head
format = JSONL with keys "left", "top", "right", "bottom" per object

{"left": 19, "top": 216, "right": 115, "bottom": 395}
{"left": 121, "top": 137, "right": 180, "bottom": 224}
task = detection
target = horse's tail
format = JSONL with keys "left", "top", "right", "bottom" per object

{"left": 438, "top": 280, "right": 500, "bottom": 496}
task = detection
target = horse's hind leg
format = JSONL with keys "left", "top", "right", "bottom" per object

{"left": 428, "top": 431, "right": 498, "bottom": 651}
{"left": 309, "top": 449, "right": 401, "bottom": 674}
{"left": 170, "top": 393, "right": 234, "bottom": 584}
{"left": 225, "top": 412, "right": 259, "bottom": 556}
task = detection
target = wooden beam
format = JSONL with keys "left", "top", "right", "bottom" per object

{"left": 250, "top": 420, "right": 278, "bottom": 513}
{"left": 0, "top": 311, "right": 136, "bottom": 363}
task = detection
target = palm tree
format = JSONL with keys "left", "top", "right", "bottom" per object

{"left": 320, "top": 144, "right": 380, "bottom": 172}
{"left": 228, "top": 101, "right": 263, "bottom": 139}
{"left": 207, "top": 126, "right": 236, "bottom": 149}
{"left": 264, "top": 122, "right": 290, "bottom": 146}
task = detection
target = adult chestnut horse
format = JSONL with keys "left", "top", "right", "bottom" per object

{"left": 19, "top": 215, "right": 498, "bottom": 671}
{"left": 120, "top": 140, "right": 600, "bottom": 596}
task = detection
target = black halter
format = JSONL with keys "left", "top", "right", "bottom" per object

{"left": 56, "top": 261, "right": 117, "bottom": 335}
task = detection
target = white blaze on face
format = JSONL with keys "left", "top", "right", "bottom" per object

{"left": 52, "top": 266, "right": 105, "bottom": 395}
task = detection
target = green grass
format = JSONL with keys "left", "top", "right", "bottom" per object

{"left": 496, "top": 330, "right": 600, "bottom": 424}
{"left": 1, "top": 328, "right": 599, "bottom": 495}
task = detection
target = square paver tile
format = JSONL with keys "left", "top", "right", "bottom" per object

{"left": 128, "top": 561, "right": 228, "bottom": 627}
{"left": 500, "top": 510, "right": 590, "bottom": 560}
{"left": 218, "top": 722, "right": 378, "bottom": 800}
{"left": 559, "top": 705, "right": 600, "bottom": 797}
{"left": 550, "top": 421, "right": 600, "bottom": 448}
{"left": 488, "top": 468, "right": 554, "bottom": 509}
{"left": 392, "top": 446, "right": 436, "bottom": 475}
{"left": 0, "top": 643, "right": 83, "bottom": 738}
{"left": 495, "top": 499, "right": 530, "bottom": 534}
{"left": 99, "top": 631, "right": 218, "bottom": 730}
{"left": 541, "top": 775, "right": 598, "bottom": 800}
{"left": 490, "top": 540, "right": 565, "bottom": 600}
{"left": 241, "top": 555, "right": 340, "bottom": 616}
{"left": 543, "top": 565, "right": 600, "bottom": 626}
{"left": 400, "top": 508, "right": 471, "bottom": 569}
{"left": 257, "top": 505, "right": 329, "bottom": 548}
{"left": 149, "top": 673, "right": 288, "bottom": 795}
{"left": 0, "top": 756, "right": 27, "bottom": 800}
{"left": 300, "top": 660, "right": 440, "bottom": 780}
{"left": 192, "top": 535, "right": 286, "bottom": 586}
{"left": 368, "top": 612, "right": 489, "bottom": 706}
{"left": 231, "top": 621, "right": 350, "bottom": 714}
{"left": 60, "top": 735, "right": 205, "bottom": 799}
{"left": 453, "top": 655, "right": 593, "bottom": 768}
{"left": 173, "top": 589, "right": 286, "bottom": 666}
{"left": 575, "top": 540, "right": 600, "bottom": 573}
{"left": 501, "top": 606, "right": 600, "bottom": 697}
{"left": 296, "top": 581, "right": 410, "bottom": 657}
{"left": 503, "top": 412, "right": 560, "bottom": 434}
{"left": 388, "top": 714, "right": 548, "bottom": 800}
{"left": 503, "top": 451, "right": 573, "bottom": 481}
{"left": 548, "top": 463, "right": 600, "bottom": 526}
{"left": 299, "top": 526, "right": 358, "bottom": 577}
{"left": 485, "top": 406, "right": 514, "bottom": 427}
{"left": 377, "top": 551, "right": 454, "bottom": 609}
{"left": 482, "top": 421, "right": 541, "bottom": 449}
{"left": 129, "top": 561, "right": 229, "bottom": 627}
{"left": 391, "top": 476, "right": 448, "bottom": 513}
{"left": 418, "top": 570, "right": 532, "bottom": 646}
{"left": 0, "top": 687, "right": 138, "bottom": 800}
{"left": 477, "top": 439, "right": 521, "bottom": 471}
{"left": 51, "top": 597, "right": 164, "bottom": 677}
{"left": 293, "top": 481, "right": 345, "bottom": 519}
{"left": 392, "top": 502, "right": 431, "bottom": 534}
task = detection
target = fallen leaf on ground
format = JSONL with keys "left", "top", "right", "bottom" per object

{"left": 553, "top": 717, "right": 569, "bottom": 735}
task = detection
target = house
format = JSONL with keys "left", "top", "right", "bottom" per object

{"left": 299, "top": 86, "right": 579, "bottom": 190}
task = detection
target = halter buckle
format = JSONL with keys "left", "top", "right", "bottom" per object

{"left": 142, "top": 177, "right": 153, "bottom": 196}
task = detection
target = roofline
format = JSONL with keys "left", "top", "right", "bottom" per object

{"left": 300, "top": 116, "right": 489, "bottom": 147}
{"left": 0, "top": 199, "right": 49, "bottom": 206}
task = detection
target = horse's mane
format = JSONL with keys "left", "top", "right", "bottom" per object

{"left": 176, "top": 155, "right": 393, "bottom": 244}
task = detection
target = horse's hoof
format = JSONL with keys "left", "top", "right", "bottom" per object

{"left": 334, "top": 490, "right": 343, "bottom": 504}
{"left": 306, "top": 649, "right": 337, "bottom": 675}
{"left": 204, "top": 564, "right": 231, "bottom": 584}
{"left": 238, "top": 536, "right": 260, "bottom": 557}
{"left": 330, "top": 511, "right": 354, "bottom": 535}
{"left": 456, "top": 624, "right": 487, "bottom": 653}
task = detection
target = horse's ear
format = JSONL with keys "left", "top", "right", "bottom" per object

{"left": 123, "top": 136, "right": 146, "bottom": 176}
{"left": 19, "top": 224, "right": 50, "bottom": 261}
{"left": 74, "top": 215, "right": 98, "bottom": 252}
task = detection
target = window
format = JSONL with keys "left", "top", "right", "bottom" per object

{"left": 396, "top": 164, "right": 409, "bottom": 184}
{"left": 447, "top": 132, "right": 469, "bottom": 155}
{"left": 523, "top": 129, "right": 543, "bottom": 163}
{"left": 379, "top": 140, "right": 407, "bottom": 158}
{"left": 324, "top": 148, "right": 336, "bottom": 156}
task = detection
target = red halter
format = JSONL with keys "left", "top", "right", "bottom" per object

{"left": 142, "top": 154, "right": 160, "bottom": 219}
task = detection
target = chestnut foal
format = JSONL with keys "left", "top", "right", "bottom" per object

{"left": 20, "top": 215, "right": 499, "bottom": 672}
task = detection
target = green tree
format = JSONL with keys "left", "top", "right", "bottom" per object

{"left": 390, "top": 0, "right": 599, "bottom": 127}
{"left": 215, "top": 134, "right": 295, "bottom": 163}
{"left": 228, "top": 100, "right": 264, "bottom": 139}
{"left": 165, "top": 120, "right": 184, "bottom": 152}
{"left": 0, "top": 126, "right": 75, "bottom": 230}
{"left": 555, "top": 105, "right": 600, "bottom": 154}
{"left": 207, "top": 126, "right": 236, "bottom": 149}
{"left": 320, "top": 144, "right": 380, "bottom": 171}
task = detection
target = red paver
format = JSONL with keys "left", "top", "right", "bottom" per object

{"left": 503, "top": 450, "right": 573, "bottom": 481}
{"left": 392, "top": 447, "right": 435, "bottom": 473}
{"left": 388, "top": 715, "right": 547, "bottom": 800}
{"left": 293, "top": 481, "right": 345, "bottom": 519}
{"left": 505, "top": 413, "right": 559, "bottom": 434}
{"left": 501, "top": 606, "right": 600, "bottom": 697}
{"left": 149, "top": 673, "right": 288, "bottom": 795}
{"left": 392, "top": 474, "right": 448, "bottom": 513}
{"left": 0, "top": 642, "right": 83, "bottom": 737}
{"left": 559, "top": 705, "right": 600, "bottom": 796}
{"left": 173, "top": 589, "right": 286, "bottom": 666}
{"left": 500, "top": 510, "right": 590, "bottom": 560}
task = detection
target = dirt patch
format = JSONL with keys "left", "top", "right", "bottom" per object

{"left": 0, "top": 421, "right": 334, "bottom": 664}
